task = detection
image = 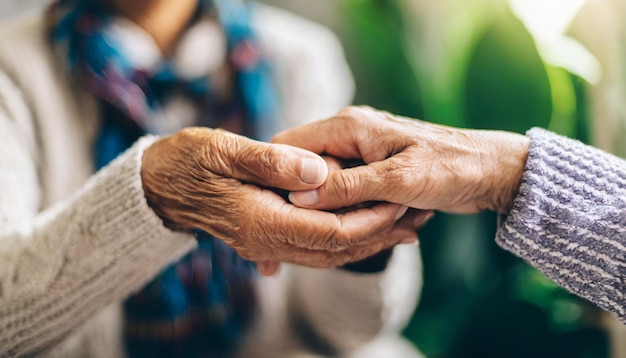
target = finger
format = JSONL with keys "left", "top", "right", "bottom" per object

{"left": 332, "top": 225, "right": 411, "bottom": 266}
{"left": 289, "top": 161, "right": 392, "bottom": 210}
{"left": 256, "top": 209, "right": 424, "bottom": 268}
{"left": 319, "top": 202, "right": 407, "bottom": 249}
{"left": 413, "top": 210, "right": 435, "bottom": 228}
{"left": 247, "top": 214, "right": 410, "bottom": 269}
{"left": 240, "top": 186, "right": 406, "bottom": 251}
{"left": 388, "top": 209, "right": 434, "bottom": 243}
{"left": 211, "top": 129, "right": 329, "bottom": 190}
{"left": 339, "top": 209, "right": 429, "bottom": 257}
{"left": 255, "top": 239, "right": 396, "bottom": 269}
{"left": 253, "top": 246, "right": 353, "bottom": 269}
{"left": 389, "top": 210, "right": 421, "bottom": 242}
{"left": 256, "top": 261, "right": 281, "bottom": 276}
{"left": 328, "top": 209, "right": 432, "bottom": 264}
{"left": 271, "top": 116, "right": 363, "bottom": 159}
{"left": 322, "top": 156, "right": 343, "bottom": 173}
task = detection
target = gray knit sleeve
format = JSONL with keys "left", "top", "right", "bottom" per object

{"left": 496, "top": 128, "right": 626, "bottom": 321}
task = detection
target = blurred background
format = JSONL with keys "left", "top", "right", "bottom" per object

{"left": 3, "top": 0, "right": 625, "bottom": 357}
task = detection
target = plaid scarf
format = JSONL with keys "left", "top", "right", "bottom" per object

{"left": 49, "top": 0, "right": 278, "bottom": 356}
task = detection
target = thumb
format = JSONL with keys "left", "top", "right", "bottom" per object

{"left": 215, "top": 131, "right": 329, "bottom": 191}
{"left": 289, "top": 162, "right": 388, "bottom": 210}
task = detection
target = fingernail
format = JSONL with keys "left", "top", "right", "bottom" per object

{"left": 414, "top": 211, "right": 435, "bottom": 226}
{"left": 402, "top": 237, "right": 418, "bottom": 244}
{"left": 301, "top": 158, "right": 327, "bottom": 184}
{"left": 395, "top": 205, "right": 409, "bottom": 220}
{"left": 257, "top": 265, "right": 268, "bottom": 276}
{"left": 289, "top": 190, "right": 319, "bottom": 207}
{"left": 265, "top": 263, "right": 281, "bottom": 276}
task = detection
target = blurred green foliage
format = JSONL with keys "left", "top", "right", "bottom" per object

{"left": 338, "top": 0, "right": 607, "bottom": 357}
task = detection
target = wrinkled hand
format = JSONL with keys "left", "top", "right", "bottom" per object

{"left": 271, "top": 106, "right": 530, "bottom": 214}
{"left": 141, "top": 127, "right": 417, "bottom": 269}
{"left": 258, "top": 155, "right": 434, "bottom": 276}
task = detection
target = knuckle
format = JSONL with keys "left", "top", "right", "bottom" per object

{"left": 205, "top": 131, "right": 242, "bottom": 176}
{"left": 354, "top": 104, "right": 377, "bottom": 114}
{"left": 175, "top": 127, "right": 203, "bottom": 142}
{"left": 339, "top": 105, "right": 373, "bottom": 117}
{"left": 331, "top": 227, "right": 353, "bottom": 248}
{"left": 332, "top": 171, "right": 360, "bottom": 202}
{"left": 255, "top": 146, "right": 278, "bottom": 180}
{"left": 382, "top": 158, "right": 413, "bottom": 189}
{"left": 338, "top": 106, "right": 361, "bottom": 117}
{"left": 339, "top": 105, "right": 378, "bottom": 120}
{"left": 396, "top": 169, "right": 415, "bottom": 189}
{"left": 312, "top": 223, "right": 342, "bottom": 251}
{"left": 305, "top": 221, "right": 343, "bottom": 251}
{"left": 338, "top": 107, "right": 368, "bottom": 125}
{"left": 236, "top": 143, "right": 277, "bottom": 181}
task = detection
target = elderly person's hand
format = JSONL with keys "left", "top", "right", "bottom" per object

{"left": 272, "top": 106, "right": 531, "bottom": 214}
{"left": 141, "top": 127, "right": 422, "bottom": 269}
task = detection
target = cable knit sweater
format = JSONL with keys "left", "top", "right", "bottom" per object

{"left": 497, "top": 128, "right": 626, "bottom": 322}
{"left": 0, "top": 6, "right": 422, "bottom": 358}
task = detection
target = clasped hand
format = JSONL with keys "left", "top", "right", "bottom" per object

{"left": 142, "top": 127, "right": 430, "bottom": 273}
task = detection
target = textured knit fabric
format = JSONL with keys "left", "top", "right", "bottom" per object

{"left": 497, "top": 127, "right": 626, "bottom": 322}
{"left": 50, "top": 0, "right": 275, "bottom": 355}
{"left": 0, "top": 6, "right": 422, "bottom": 358}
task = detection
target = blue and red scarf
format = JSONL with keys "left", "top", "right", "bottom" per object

{"left": 49, "top": 0, "right": 278, "bottom": 356}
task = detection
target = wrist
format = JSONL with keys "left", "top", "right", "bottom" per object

{"left": 141, "top": 138, "right": 196, "bottom": 231}
{"left": 141, "top": 141, "right": 175, "bottom": 228}
{"left": 481, "top": 131, "right": 530, "bottom": 213}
